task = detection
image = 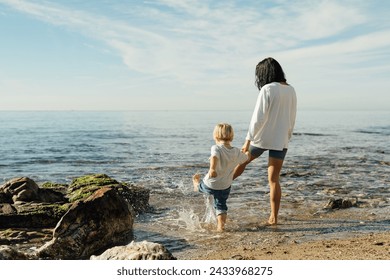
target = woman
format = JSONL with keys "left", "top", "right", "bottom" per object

{"left": 234, "top": 57, "right": 297, "bottom": 225}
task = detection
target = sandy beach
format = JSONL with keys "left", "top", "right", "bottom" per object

{"left": 171, "top": 206, "right": 390, "bottom": 260}
{"left": 182, "top": 231, "right": 390, "bottom": 260}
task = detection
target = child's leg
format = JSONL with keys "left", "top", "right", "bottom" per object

{"left": 217, "top": 213, "right": 227, "bottom": 232}
{"left": 233, "top": 152, "right": 256, "bottom": 179}
{"left": 192, "top": 174, "right": 201, "bottom": 192}
{"left": 213, "top": 187, "right": 231, "bottom": 231}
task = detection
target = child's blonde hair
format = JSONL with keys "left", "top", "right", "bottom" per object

{"left": 213, "top": 123, "right": 234, "bottom": 142}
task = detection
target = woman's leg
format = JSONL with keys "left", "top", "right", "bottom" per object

{"left": 267, "top": 157, "right": 284, "bottom": 225}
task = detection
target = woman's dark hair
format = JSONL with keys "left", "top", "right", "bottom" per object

{"left": 255, "top": 57, "right": 286, "bottom": 90}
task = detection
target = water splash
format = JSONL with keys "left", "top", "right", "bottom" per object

{"left": 177, "top": 208, "right": 203, "bottom": 232}
{"left": 176, "top": 179, "right": 192, "bottom": 195}
{"left": 202, "top": 194, "right": 217, "bottom": 224}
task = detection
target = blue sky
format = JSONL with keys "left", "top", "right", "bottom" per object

{"left": 1, "top": 0, "right": 389, "bottom": 111}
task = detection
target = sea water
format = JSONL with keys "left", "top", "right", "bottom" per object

{"left": 0, "top": 110, "right": 389, "bottom": 257}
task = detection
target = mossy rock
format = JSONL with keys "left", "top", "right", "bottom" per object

{"left": 0, "top": 202, "right": 70, "bottom": 228}
{"left": 16, "top": 202, "right": 69, "bottom": 217}
{"left": 66, "top": 174, "right": 150, "bottom": 213}
{"left": 67, "top": 174, "right": 120, "bottom": 203}
{"left": 69, "top": 174, "right": 119, "bottom": 190}
{"left": 41, "top": 182, "right": 68, "bottom": 194}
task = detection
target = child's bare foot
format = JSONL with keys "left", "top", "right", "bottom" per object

{"left": 217, "top": 213, "right": 227, "bottom": 232}
{"left": 216, "top": 226, "right": 225, "bottom": 232}
{"left": 192, "top": 174, "right": 201, "bottom": 192}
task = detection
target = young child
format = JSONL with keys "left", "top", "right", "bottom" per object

{"left": 192, "top": 123, "right": 249, "bottom": 231}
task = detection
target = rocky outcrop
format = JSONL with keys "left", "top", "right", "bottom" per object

{"left": 0, "top": 174, "right": 150, "bottom": 229}
{"left": 0, "top": 174, "right": 152, "bottom": 260}
{"left": 37, "top": 187, "right": 134, "bottom": 259}
{"left": 90, "top": 241, "right": 176, "bottom": 260}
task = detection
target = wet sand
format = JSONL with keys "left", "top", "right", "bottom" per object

{"left": 170, "top": 204, "right": 390, "bottom": 260}
{"left": 178, "top": 231, "right": 390, "bottom": 260}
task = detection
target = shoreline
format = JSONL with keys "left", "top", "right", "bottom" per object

{"left": 169, "top": 206, "right": 390, "bottom": 260}
{"left": 136, "top": 184, "right": 390, "bottom": 261}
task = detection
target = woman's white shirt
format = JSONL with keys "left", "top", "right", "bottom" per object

{"left": 246, "top": 82, "right": 297, "bottom": 150}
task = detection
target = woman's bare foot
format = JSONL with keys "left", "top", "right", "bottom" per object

{"left": 267, "top": 216, "right": 277, "bottom": 226}
{"left": 192, "top": 174, "right": 201, "bottom": 192}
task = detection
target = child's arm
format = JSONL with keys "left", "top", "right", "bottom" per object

{"left": 208, "top": 156, "right": 218, "bottom": 178}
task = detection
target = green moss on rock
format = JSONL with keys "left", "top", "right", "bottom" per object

{"left": 41, "top": 182, "right": 68, "bottom": 194}
{"left": 67, "top": 174, "right": 120, "bottom": 203}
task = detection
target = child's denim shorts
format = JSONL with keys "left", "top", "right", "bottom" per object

{"left": 198, "top": 181, "right": 231, "bottom": 216}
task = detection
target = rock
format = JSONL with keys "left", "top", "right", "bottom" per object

{"left": 118, "top": 183, "right": 150, "bottom": 214}
{"left": 0, "top": 174, "right": 149, "bottom": 229}
{"left": 37, "top": 188, "right": 67, "bottom": 204}
{"left": 0, "top": 245, "right": 36, "bottom": 260}
{"left": 0, "top": 203, "right": 16, "bottom": 215}
{"left": 0, "top": 174, "right": 150, "bottom": 259}
{"left": 0, "top": 177, "right": 39, "bottom": 203}
{"left": 41, "top": 182, "right": 68, "bottom": 194}
{"left": 0, "top": 177, "right": 66, "bottom": 204}
{"left": 66, "top": 174, "right": 149, "bottom": 214}
{"left": 90, "top": 241, "right": 176, "bottom": 260}
{"left": 0, "top": 192, "right": 12, "bottom": 204}
{"left": 37, "top": 187, "right": 134, "bottom": 259}
{"left": 230, "top": 254, "right": 244, "bottom": 260}
{"left": 0, "top": 228, "right": 53, "bottom": 248}
{"left": 66, "top": 174, "right": 120, "bottom": 202}
{"left": 324, "top": 198, "right": 358, "bottom": 209}
{"left": 0, "top": 177, "right": 68, "bottom": 228}
{"left": 0, "top": 202, "right": 69, "bottom": 228}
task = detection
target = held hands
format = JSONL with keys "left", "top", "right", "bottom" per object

{"left": 241, "top": 140, "right": 251, "bottom": 153}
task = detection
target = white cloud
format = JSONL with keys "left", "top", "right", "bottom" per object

{"left": 288, "top": 1, "right": 366, "bottom": 39}
{"left": 1, "top": 0, "right": 389, "bottom": 110}
{"left": 0, "top": 1, "right": 374, "bottom": 69}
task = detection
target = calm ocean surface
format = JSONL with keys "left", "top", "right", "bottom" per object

{"left": 1, "top": 110, "right": 389, "bottom": 256}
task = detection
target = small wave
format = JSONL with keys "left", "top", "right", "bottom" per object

{"left": 355, "top": 129, "right": 390, "bottom": 136}
{"left": 138, "top": 163, "right": 209, "bottom": 171}
{"left": 355, "top": 125, "right": 390, "bottom": 136}
{"left": 293, "top": 132, "right": 333, "bottom": 136}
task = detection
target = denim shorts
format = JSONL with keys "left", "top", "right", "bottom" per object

{"left": 249, "top": 146, "right": 288, "bottom": 160}
{"left": 198, "top": 181, "right": 231, "bottom": 215}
